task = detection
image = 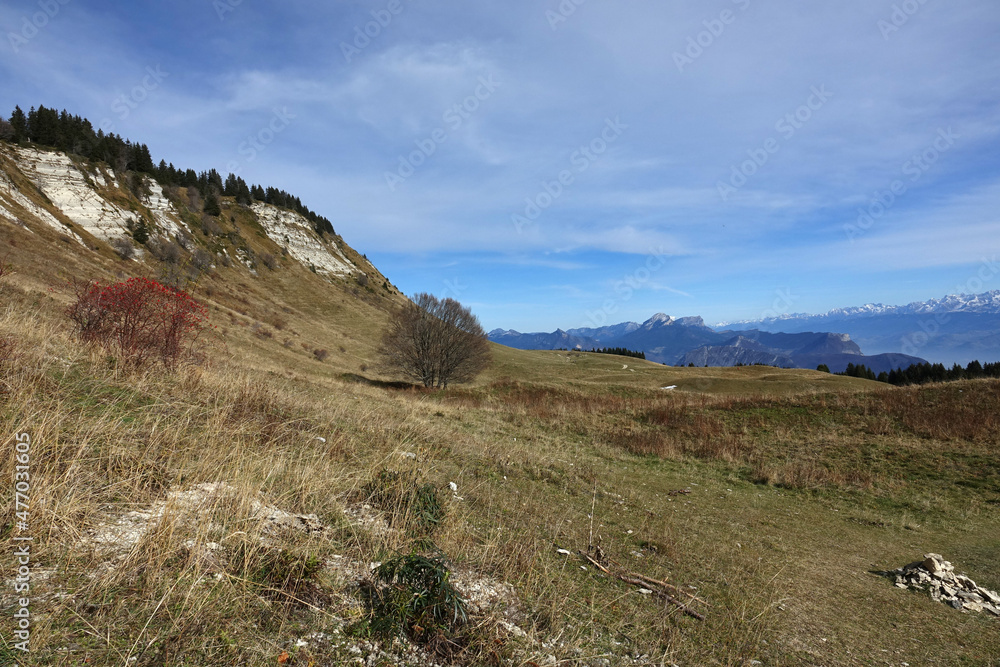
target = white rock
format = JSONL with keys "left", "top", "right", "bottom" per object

{"left": 11, "top": 146, "right": 140, "bottom": 242}
{"left": 251, "top": 202, "right": 356, "bottom": 277}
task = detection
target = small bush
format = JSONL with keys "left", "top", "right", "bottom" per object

{"left": 252, "top": 322, "right": 274, "bottom": 340}
{"left": 157, "top": 263, "right": 197, "bottom": 290}
{"left": 229, "top": 543, "right": 323, "bottom": 600}
{"left": 147, "top": 237, "right": 183, "bottom": 264}
{"left": 260, "top": 252, "right": 278, "bottom": 270}
{"left": 313, "top": 348, "right": 329, "bottom": 362}
{"left": 201, "top": 216, "right": 223, "bottom": 237}
{"left": 357, "top": 549, "right": 467, "bottom": 642}
{"left": 110, "top": 236, "right": 135, "bottom": 260}
{"left": 363, "top": 469, "right": 445, "bottom": 535}
{"left": 67, "top": 277, "right": 210, "bottom": 368}
{"left": 187, "top": 188, "right": 202, "bottom": 211}
{"left": 191, "top": 249, "right": 214, "bottom": 273}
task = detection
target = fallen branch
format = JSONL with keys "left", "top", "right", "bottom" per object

{"left": 617, "top": 574, "right": 706, "bottom": 621}
{"left": 577, "top": 551, "right": 611, "bottom": 574}
{"left": 626, "top": 571, "right": 711, "bottom": 607}
{"left": 575, "top": 546, "right": 708, "bottom": 621}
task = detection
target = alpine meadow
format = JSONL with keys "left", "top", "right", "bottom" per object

{"left": 2, "top": 1, "right": 1000, "bottom": 666}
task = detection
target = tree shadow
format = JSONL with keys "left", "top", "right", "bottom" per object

{"left": 339, "top": 373, "right": 426, "bottom": 392}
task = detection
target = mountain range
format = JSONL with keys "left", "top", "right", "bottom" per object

{"left": 490, "top": 314, "right": 928, "bottom": 373}
{"left": 717, "top": 291, "right": 1000, "bottom": 365}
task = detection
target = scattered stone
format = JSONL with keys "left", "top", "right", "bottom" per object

{"left": 885, "top": 554, "right": 1000, "bottom": 616}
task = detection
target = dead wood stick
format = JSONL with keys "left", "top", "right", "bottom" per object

{"left": 578, "top": 551, "right": 611, "bottom": 574}
{"left": 626, "top": 571, "right": 712, "bottom": 607}
{"left": 616, "top": 575, "right": 706, "bottom": 621}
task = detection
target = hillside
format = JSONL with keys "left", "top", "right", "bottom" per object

{"left": 1, "top": 141, "right": 999, "bottom": 666}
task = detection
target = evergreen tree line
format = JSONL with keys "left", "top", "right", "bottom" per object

{"left": 1, "top": 105, "right": 334, "bottom": 237}
{"left": 835, "top": 360, "right": 1000, "bottom": 386}
{"left": 590, "top": 347, "right": 646, "bottom": 360}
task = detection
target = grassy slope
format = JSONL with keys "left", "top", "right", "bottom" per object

{"left": 1, "top": 152, "right": 998, "bottom": 666}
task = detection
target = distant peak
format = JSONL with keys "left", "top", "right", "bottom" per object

{"left": 674, "top": 316, "right": 706, "bottom": 328}
{"left": 644, "top": 313, "right": 673, "bottom": 326}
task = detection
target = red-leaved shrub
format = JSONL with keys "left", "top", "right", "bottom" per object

{"left": 68, "top": 277, "right": 209, "bottom": 368}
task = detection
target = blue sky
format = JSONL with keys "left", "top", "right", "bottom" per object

{"left": 2, "top": 0, "right": 999, "bottom": 332}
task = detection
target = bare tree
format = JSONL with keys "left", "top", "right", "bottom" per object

{"left": 378, "top": 293, "right": 491, "bottom": 388}
{"left": 110, "top": 236, "right": 136, "bottom": 260}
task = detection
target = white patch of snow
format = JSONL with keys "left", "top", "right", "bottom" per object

{"left": 251, "top": 202, "right": 356, "bottom": 277}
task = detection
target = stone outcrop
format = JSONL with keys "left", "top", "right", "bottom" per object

{"left": 251, "top": 202, "right": 356, "bottom": 277}
{"left": 10, "top": 146, "right": 145, "bottom": 242}
{"left": 888, "top": 554, "right": 1000, "bottom": 616}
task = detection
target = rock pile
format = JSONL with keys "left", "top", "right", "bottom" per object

{"left": 889, "top": 554, "right": 1000, "bottom": 616}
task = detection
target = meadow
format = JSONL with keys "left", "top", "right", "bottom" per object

{"left": 0, "top": 224, "right": 998, "bottom": 666}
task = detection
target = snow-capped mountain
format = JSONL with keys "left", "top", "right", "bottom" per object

{"left": 719, "top": 291, "right": 1000, "bottom": 327}
{"left": 715, "top": 291, "right": 1000, "bottom": 365}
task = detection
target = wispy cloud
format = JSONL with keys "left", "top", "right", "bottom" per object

{"left": 1, "top": 0, "right": 997, "bottom": 331}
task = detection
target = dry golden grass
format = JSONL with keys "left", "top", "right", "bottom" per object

{"left": 1, "top": 215, "right": 999, "bottom": 665}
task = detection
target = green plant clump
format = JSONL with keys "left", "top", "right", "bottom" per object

{"left": 358, "top": 549, "right": 468, "bottom": 642}
{"left": 363, "top": 469, "right": 445, "bottom": 534}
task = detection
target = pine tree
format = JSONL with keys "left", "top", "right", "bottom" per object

{"left": 9, "top": 106, "right": 27, "bottom": 142}
{"left": 204, "top": 192, "right": 222, "bottom": 216}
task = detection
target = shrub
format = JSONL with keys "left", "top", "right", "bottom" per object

{"left": 110, "top": 236, "right": 135, "bottom": 260}
{"left": 312, "top": 348, "right": 329, "bottom": 362}
{"left": 147, "top": 237, "right": 183, "bottom": 264}
{"left": 67, "top": 277, "right": 210, "bottom": 368}
{"left": 251, "top": 322, "right": 274, "bottom": 339}
{"left": 174, "top": 232, "right": 194, "bottom": 251}
{"left": 229, "top": 543, "right": 323, "bottom": 599}
{"left": 191, "top": 249, "right": 214, "bottom": 273}
{"left": 200, "top": 216, "right": 223, "bottom": 237}
{"left": 260, "top": 252, "right": 278, "bottom": 270}
{"left": 362, "top": 469, "right": 445, "bottom": 535}
{"left": 357, "top": 549, "right": 467, "bottom": 642}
